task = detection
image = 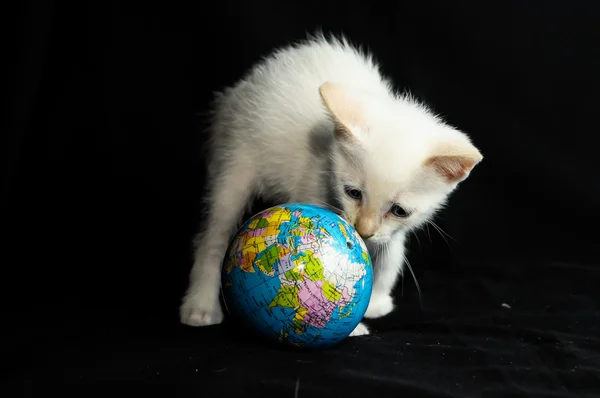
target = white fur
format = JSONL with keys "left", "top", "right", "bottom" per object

{"left": 180, "top": 33, "right": 482, "bottom": 336}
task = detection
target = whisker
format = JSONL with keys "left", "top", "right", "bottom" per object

{"left": 402, "top": 254, "right": 423, "bottom": 309}
{"left": 380, "top": 240, "right": 388, "bottom": 262}
{"left": 410, "top": 230, "right": 422, "bottom": 251}
{"left": 429, "top": 220, "right": 458, "bottom": 244}
{"left": 428, "top": 221, "right": 449, "bottom": 247}
{"left": 380, "top": 239, "right": 388, "bottom": 258}
{"left": 426, "top": 220, "right": 457, "bottom": 251}
{"left": 400, "top": 265, "right": 405, "bottom": 298}
{"left": 425, "top": 223, "right": 432, "bottom": 244}
{"left": 370, "top": 241, "right": 381, "bottom": 260}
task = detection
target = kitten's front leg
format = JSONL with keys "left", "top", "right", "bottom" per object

{"left": 349, "top": 322, "right": 370, "bottom": 337}
{"left": 180, "top": 165, "right": 256, "bottom": 327}
{"left": 364, "top": 232, "right": 406, "bottom": 319}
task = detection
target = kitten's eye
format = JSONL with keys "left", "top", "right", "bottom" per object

{"left": 391, "top": 204, "right": 409, "bottom": 218}
{"left": 344, "top": 186, "right": 362, "bottom": 200}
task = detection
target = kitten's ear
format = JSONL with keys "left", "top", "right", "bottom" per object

{"left": 425, "top": 139, "right": 483, "bottom": 183}
{"left": 319, "top": 81, "right": 365, "bottom": 140}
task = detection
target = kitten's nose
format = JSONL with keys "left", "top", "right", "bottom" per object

{"left": 355, "top": 217, "right": 377, "bottom": 239}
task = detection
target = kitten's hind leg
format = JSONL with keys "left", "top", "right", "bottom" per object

{"left": 180, "top": 163, "right": 256, "bottom": 327}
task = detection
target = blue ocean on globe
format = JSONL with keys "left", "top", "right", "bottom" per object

{"left": 221, "top": 203, "right": 373, "bottom": 349}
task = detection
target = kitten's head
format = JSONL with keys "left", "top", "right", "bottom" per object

{"left": 319, "top": 81, "right": 483, "bottom": 244}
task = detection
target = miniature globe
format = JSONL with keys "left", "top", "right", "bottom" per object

{"left": 221, "top": 203, "right": 373, "bottom": 349}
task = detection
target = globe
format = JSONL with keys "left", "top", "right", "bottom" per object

{"left": 221, "top": 203, "right": 373, "bottom": 349}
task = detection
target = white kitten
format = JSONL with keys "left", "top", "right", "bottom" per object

{"left": 180, "top": 33, "right": 482, "bottom": 337}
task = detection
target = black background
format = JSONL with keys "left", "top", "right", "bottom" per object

{"left": 6, "top": 0, "right": 600, "bottom": 396}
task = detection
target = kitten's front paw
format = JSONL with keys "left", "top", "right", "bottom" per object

{"left": 180, "top": 293, "right": 224, "bottom": 327}
{"left": 364, "top": 294, "right": 394, "bottom": 319}
{"left": 349, "top": 322, "right": 370, "bottom": 337}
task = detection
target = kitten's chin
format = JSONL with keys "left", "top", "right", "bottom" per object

{"left": 363, "top": 235, "right": 391, "bottom": 246}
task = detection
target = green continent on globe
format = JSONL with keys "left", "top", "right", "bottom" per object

{"left": 269, "top": 284, "right": 299, "bottom": 309}
{"left": 254, "top": 243, "right": 283, "bottom": 276}
{"left": 268, "top": 284, "right": 309, "bottom": 335}
{"left": 322, "top": 280, "right": 342, "bottom": 301}
{"left": 255, "top": 217, "right": 269, "bottom": 229}
{"left": 300, "top": 251, "right": 325, "bottom": 281}
{"left": 284, "top": 268, "right": 301, "bottom": 281}
{"left": 362, "top": 251, "right": 370, "bottom": 266}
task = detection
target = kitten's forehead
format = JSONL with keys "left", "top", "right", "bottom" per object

{"left": 343, "top": 103, "right": 452, "bottom": 201}
{"left": 360, "top": 126, "right": 435, "bottom": 185}
{"left": 362, "top": 147, "right": 421, "bottom": 187}
{"left": 337, "top": 95, "right": 462, "bottom": 201}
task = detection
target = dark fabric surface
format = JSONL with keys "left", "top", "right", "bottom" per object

{"left": 6, "top": 1, "right": 600, "bottom": 396}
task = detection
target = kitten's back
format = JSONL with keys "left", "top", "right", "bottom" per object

{"left": 210, "top": 35, "right": 392, "bottom": 150}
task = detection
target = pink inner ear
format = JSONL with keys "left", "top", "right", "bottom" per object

{"left": 426, "top": 156, "right": 477, "bottom": 182}
{"left": 319, "top": 82, "right": 364, "bottom": 132}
